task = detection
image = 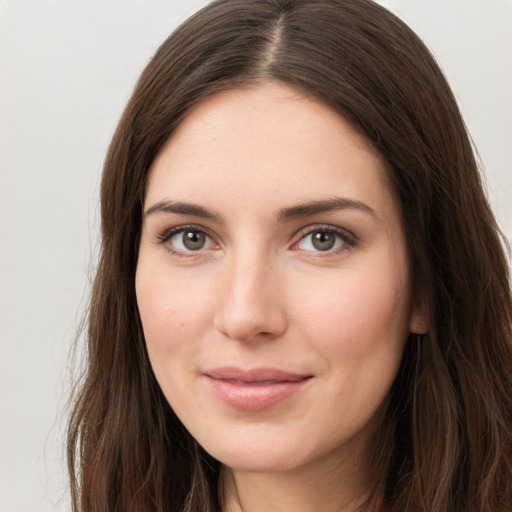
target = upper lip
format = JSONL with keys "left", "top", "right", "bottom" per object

{"left": 204, "top": 367, "right": 311, "bottom": 383}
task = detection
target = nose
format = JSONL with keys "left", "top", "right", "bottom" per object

{"left": 214, "top": 250, "right": 288, "bottom": 342}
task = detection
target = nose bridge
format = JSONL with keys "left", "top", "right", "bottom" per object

{"left": 214, "top": 243, "right": 287, "bottom": 341}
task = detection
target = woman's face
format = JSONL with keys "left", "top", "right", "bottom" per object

{"left": 136, "top": 83, "right": 425, "bottom": 475}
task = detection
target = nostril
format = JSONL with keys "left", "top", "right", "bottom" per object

{"left": 214, "top": 308, "right": 287, "bottom": 342}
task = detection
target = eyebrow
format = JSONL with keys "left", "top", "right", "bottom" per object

{"left": 144, "top": 197, "right": 379, "bottom": 223}
{"left": 144, "top": 200, "right": 224, "bottom": 223}
{"left": 277, "top": 197, "right": 379, "bottom": 222}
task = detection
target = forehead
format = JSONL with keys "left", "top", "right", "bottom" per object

{"left": 146, "top": 83, "right": 395, "bottom": 219}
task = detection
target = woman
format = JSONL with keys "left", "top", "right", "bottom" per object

{"left": 67, "top": 0, "right": 512, "bottom": 511}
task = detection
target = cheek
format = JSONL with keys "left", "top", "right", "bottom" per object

{"left": 135, "top": 262, "right": 217, "bottom": 417}
{"left": 293, "top": 263, "right": 410, "bottom": 360}
{"left": 293, "top": 266, "right": 410, "bottom": 422}
{"left": 135, "top": 261, "right": 215, "bottom": 363}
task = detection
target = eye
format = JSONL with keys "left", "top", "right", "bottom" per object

{"left": 157, "top": 226, "right": 216, "bottom": 254}
{"left": 294, "top": 226, "right": 355, "bottom": 253}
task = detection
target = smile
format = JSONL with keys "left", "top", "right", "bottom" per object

{"left": 204, "top": 367, "right": 312, "bottom": 411}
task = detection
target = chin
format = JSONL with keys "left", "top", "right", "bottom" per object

{"left": 213, "top": 450, "right": 301, "bottom": 473}
{"left": 196, "top": 434, "right": 299, "bottom": 473}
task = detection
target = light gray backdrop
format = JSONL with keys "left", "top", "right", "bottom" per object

{"left": 1, "top": 1, "right": 510, "bottom": 511}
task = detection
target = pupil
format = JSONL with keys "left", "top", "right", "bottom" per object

{"left": 312, "top": 231, "right": 335, "bottom": 251}
{"left": 183, "top": 231, "right": 205, "bottom": 250}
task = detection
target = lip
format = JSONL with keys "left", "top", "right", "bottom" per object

{"left": 204, "top": 367, "right": 312, "bottom": 411}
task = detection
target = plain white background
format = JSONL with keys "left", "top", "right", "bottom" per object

{"left": 0, "top": 1, "right": 510, "bottom": 511}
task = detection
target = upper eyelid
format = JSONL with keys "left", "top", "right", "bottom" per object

{"left": 155, "top": 224, "right": 216, "bottom": 244}
{"left": 293, "top": 223, "right": 356, "bottom": 241}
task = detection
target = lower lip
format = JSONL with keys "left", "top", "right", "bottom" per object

{"left": 205, "top": 377, "right": 310, "bottom": 411}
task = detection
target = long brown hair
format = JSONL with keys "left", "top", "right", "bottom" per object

{"left": 67, "top": 1, "right": 512, "bottom": 510}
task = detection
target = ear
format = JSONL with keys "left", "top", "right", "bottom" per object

{"left": 409, "top": 294, "right": 428, "bottom": 334}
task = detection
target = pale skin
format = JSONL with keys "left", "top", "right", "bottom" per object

{"left": 136, "top": 83, "right": 426, "bottom": 512}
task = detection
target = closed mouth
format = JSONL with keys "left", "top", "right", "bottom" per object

{"left": 203, "top": 367, "right": 312, "bottom": 411}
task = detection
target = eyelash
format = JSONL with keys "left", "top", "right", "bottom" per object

{"left": 155, "top": 223, "right": 358, "bottom": 257}
{"left": 292, "top": 224, "right": 358, "bottom": 255}
{"left": 155, "top": 224, "right": 216, "bottom": 258}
